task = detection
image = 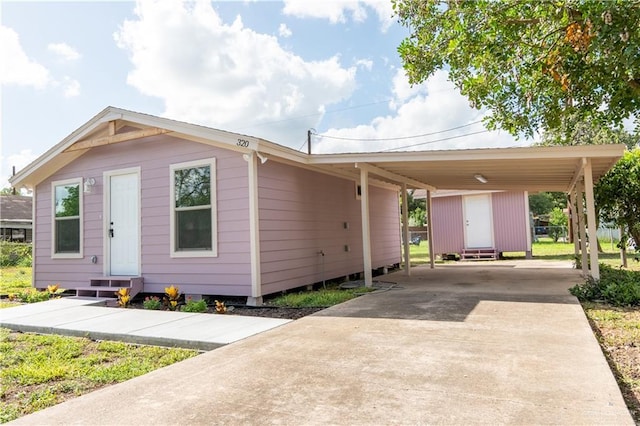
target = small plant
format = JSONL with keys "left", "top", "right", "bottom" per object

{"left": 164, "top": 285, "right": 181, "bottom": 311}
{"left": 8, "top": 288, "right": 50, "bottom": 304}
{"left": 46, "top": 284, "right": 65, "bottom": 299}
{"left": 181, "top": 297, "right": 207, "bottom": 313}
{"left": 115, "top": 288, "right": 131, "bottom": 308}
{"left": 214, "top": 300, "right": 227, "bottom": 314}
{"left": 142, "top": 296, "right": 162, "bottom": 310}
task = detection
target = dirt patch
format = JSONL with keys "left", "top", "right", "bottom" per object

{"left": 127, "top": 299, "right": 325, "bottom": 320}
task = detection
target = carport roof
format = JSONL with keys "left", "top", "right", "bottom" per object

{"left": 308, "top": 144, "right": 625, "bottom": 193}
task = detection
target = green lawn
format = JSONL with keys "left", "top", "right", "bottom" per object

{"left": 404, "top": 238, "right": 639, "bottom": 271}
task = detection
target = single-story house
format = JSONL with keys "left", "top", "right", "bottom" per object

{"left": 9, "top": 107, "right": 626, "bottom": 303}
{"left": 0, "top": 195, "right": 33, "bottom": 243}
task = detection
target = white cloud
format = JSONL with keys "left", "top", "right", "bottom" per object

{"left": 355, "top": 59, "right": 373, "bottom": 71}
{"left": 115, "top": 0, "right": 358, "bottom": 147}
{"left": 62, "top": 77, "right": 81, "bottom": 98}
{"left": 48, "top": 42, "right": 81, "bottom": 61}
{"left": 278, "top": 23, "right": 292, "bottom": 38}
{"left": 282, "top": 0, "right": 394, "bottom": 31}
{"left": 1, "top": 149, "right": 38, "bottom": 190}
{"left": 314, "top": 70, "right": 527, "bottom": 153}
{"left": 283, "top": 0, "right": 367, "bottom": 24}
{"left": 0, "top": 25, "right": 50, "bottom": 88}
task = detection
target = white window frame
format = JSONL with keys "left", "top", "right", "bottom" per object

{"left": 170, "top": 158, "right": 217, "bottom": 257}
{"left": 51, "top": 177, "right": 83, "bottom": 259}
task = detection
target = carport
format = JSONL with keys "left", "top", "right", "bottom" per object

{"left": 309, "top": 144, "right": 625, "bottom": 284}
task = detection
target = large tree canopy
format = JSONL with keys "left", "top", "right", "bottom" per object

{"left": 394, "top": 0, "right": 640, "bottom": 137}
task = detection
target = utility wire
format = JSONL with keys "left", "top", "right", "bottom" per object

{"left": 312, "top": 120, "right": 483, "bottom": 142}
{"left": 380, "top": 129, "right": 491, "bottom": 152}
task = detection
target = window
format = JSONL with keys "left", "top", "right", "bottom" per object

{"left": 52, "top": 179, "right": 82, "bottom": 257}
{"left": 170, "top": 158, "right": 217, "bottom": 257}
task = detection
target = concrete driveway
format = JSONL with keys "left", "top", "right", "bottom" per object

{"left": 11, "top": 261, "right": 634, "bottom": 425}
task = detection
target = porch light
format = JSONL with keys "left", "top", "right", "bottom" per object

{"left": 474, "top": 174, "right": 488, "bottom": 184}
{"left": 84, "top": 177, "right": 96, "bottom": 193}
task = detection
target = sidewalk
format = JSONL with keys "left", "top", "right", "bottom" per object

{"left": 0, "top": 297, "right": 290, "bottom": 351}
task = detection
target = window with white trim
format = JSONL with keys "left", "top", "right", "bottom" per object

{"left": 170, "top": 158, "right": 217, "bottom": 257}
{"left": 52, "top": 178, "right": 82, "bottom": 257}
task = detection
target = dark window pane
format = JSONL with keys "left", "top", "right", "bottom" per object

{"left": 174, "top": 166, "right": 210, "bottom": 208}
{"left": 56, "top": 218, "right": 80, "bottom": 253}
{"left": 55, "top": 184, "right": 80, "bottom": 217}
{"left": 176, "top": 209, "right": 212, "bottom": 250}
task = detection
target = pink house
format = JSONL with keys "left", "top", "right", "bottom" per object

{"left": 430, "top": 190, "right": 532, "bottom": 260}
{"left": 10, "top": 107, "right": 401, "bottom": 305}
{"left": 10, "top": 107, "right": 626, "bottom": 299}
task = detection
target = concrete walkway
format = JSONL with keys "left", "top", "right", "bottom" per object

{"left": 1, "top": 297, "right": 290, "bottom": 351}
{"left": 6, "top": 261, "right": 635, "bottom": 425}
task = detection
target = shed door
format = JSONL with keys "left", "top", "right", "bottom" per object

{"left": 107, "top": 171, "right": 140, "bottom": 276}
{"left": 464, "top": 194, "right": 493, "bottom": 248}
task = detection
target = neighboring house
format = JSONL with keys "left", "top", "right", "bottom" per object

{"left": 0, "top": 195, "right": 33, "bottom": 243}
{"left": 429, "top": 190, "right": 531, "bottom": 260}
{"left": 9, "top": 107, "right": 626, "bottom": 301}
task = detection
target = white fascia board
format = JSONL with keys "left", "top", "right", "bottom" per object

{"left": 309, "top": 144, "right": 626, "bottom": 164}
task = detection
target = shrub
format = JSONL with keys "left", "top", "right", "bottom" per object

{"left": 181, "top": 298, "right": 207, "bottom": 313}
{"left": 0, "top": 242, "right": 32, "bottom": 267}
{"left": 570, "top": 264, "right": 640, "bottom": 306}
{"left": 142, "top": 296, "right": 162, "bottom": 310}
{"left": 9, "top": 289, "right": 51, "bottom": 304}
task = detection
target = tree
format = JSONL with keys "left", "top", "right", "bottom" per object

{"left": 394, "top": 0, "right": 640, "bottom": 137}
{"left": 540, "top": 114, "right": 640, "bottom": 148}
{"left": 529, "top": 192, "right": 566, "bottom": 217}
{"left": 594, "top": 148, "right": 640, "bottom": 248}
{"left": 405, "top": 190, "right": 426, "bottom": 226}
{"left": 548, "top": 207, "right": 568, "bottom": 242}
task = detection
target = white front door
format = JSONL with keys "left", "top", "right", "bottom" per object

{"left": 464, "top": 194, "right": 493, "bottom": 248}
{"left": 107, "top": 171, "right": 140, "bottom": 276}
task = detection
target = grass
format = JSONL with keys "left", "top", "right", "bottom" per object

{"left": 269, "top": 286, "right": 374, "bottom": 308}
{"left": 0, "top": 267, "right": 32, "bottom": 296}
{"left": 0, "top": 328, "right": 199, "bottom": 423}
{"left": 582, "top": 303, "right": 640, "bottom": 422}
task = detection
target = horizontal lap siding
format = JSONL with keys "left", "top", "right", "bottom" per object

{"left": 432, "top": 196, "right": 464, "bottom": 254}
{"left": 33, "top": 135, "right": 252, "bottom": 295}
{"left": 492, "top": 191, "right": 528, "bottom": 252}
{"left": 258, "top": 162, "right": 400, "bottom": 295}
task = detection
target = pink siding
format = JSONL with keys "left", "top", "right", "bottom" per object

{"left": 258, "top": 161, "right": 401, "bottom": 295}
{"left": 492, "top": 191, "right": 529, "bottom": 252}
{"left": 431, "top": 195, "right": 464, "bottom": 254}
{"left": 431, "top": 191, "right": 528, "bottom": 255}
{"left": 34, "top": 135, "right": 252, "bottom": 295}
{"left": 34, "top": 133, "right": 401, "bottom": 298}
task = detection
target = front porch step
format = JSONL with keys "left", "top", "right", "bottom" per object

{"left": 461, "top": 248, "right": 497, "bottom": 261}
{"left": 74, "top": 276, "right": 143, "bottom": 299}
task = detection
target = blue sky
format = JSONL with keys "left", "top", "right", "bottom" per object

{"left": 1, "top": 0, "right": 528, "bottom": 189}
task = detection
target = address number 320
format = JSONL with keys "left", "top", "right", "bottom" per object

{"left": 237, "top": 139, "right": 250, "bottom": 147}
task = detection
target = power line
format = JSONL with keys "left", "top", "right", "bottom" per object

{"left": 312, "top": 120, "right": 483, "bottom": 142}
{"left": 380, "top": 129, "right": 491, "bottom": 152}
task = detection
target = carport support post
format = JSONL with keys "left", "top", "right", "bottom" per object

{"left": 569, "top": 190, "right": 580, "bottom": 261}
{"left": 583, "top": 159, "right": 600, "bottom": 280}
{"left": 576, "top": 181, "right": 589, "bottom": 277}
{"left": 401, "top": 184, "right": 411, "bottom": 275}
{"left": 426, "top": 189, "right": 435, "bottom": 269}
{"left": 246, "top": 152, "right": 263, "bottom": 306}
{"left": 359, "top": 167, "right": 373, "bottom": 287}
